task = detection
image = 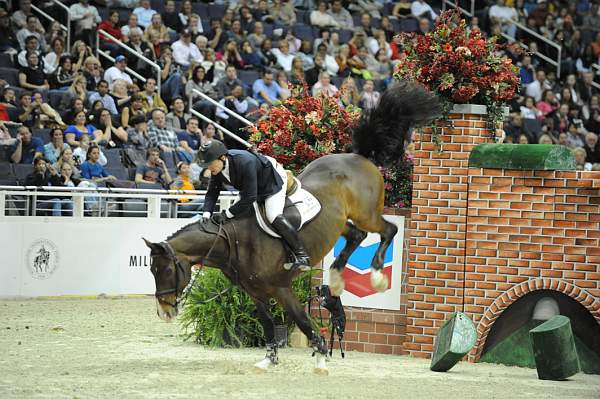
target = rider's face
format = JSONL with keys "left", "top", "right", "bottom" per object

{"left": 205, "top": 158, "right": 224, "bottom": 176}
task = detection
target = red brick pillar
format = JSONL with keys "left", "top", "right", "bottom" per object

{"left": 404, "top": 105, "right": 493, "bottom": 358}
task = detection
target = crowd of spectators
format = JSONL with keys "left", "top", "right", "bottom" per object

{"left": 0, "top": 0, "right": 598, "bottom": 213}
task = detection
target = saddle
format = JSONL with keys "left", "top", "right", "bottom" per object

{"left": 254, "top": 173, "right": 321, "bottom": 238}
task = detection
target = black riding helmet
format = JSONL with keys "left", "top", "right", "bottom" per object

{"left": 199, "top": 140, "right": 228, "bottom": 164}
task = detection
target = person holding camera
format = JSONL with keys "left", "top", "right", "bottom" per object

{"left": 10, "top": 126, "right": 43, "bottom": 164}
{"left": 134, "top": 147, "right": 172, "bottom": 188}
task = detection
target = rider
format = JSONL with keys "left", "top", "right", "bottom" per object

{"left": 199, "top": 140, "right": 311, "bottom": 272}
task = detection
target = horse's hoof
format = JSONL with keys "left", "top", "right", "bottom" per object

{"left": 313, "top": 367, "right": 329, "bottom": 376}
{"left": 329, "top": 269, "right": 345, "bottom": 296}
{"left": 253, "top": 357, "right": 273, "bottom": 372}
{"left": 370, "top": 270, "right": 389, "bottom": 293}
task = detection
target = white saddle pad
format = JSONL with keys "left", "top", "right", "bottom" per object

{"left": 254, "top": 180, "right": 321, "bottom": 238}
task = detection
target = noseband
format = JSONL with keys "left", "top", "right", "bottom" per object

{"left": 154, "top": 220, "right": 235, "bottom": 309}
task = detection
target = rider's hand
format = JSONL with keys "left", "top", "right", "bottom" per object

{"left": 211, "top": 211, "right": 228, "bottom": 224}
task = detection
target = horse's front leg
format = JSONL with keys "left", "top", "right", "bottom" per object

{"left": 251, "top": 297, "right": 278, "bottom": 372}
{"left": 330, "top": 222, "right": 367, "bottom": 296}
{"left": 274, "top": 287, "right": 328, "bottom": 375}
{"left": 369, "top": 218, "right": 398, "bottom": 293}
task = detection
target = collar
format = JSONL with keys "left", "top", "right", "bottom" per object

{"left": 221, "top": 157, "right": 231, "bottom": 182}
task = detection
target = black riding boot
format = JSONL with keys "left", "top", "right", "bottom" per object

{"left": 271, "top": 215, "right": 311, "bottom": 272}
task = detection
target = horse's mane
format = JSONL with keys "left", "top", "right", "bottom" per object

{"left": 166, "top": 220, "right": 220, "bottom": 241}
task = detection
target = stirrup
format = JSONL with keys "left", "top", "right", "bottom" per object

{"left": 283, "top": 255, "right": 311, "bottom": 272}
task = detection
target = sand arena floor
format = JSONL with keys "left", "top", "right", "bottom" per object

{"left": 0, "top": 297, "right": 598, "bottom": 399}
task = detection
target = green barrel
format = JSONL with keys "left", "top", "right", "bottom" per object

{"left": 430, "top": 312, "right": 477, "bottom": 372}
{"left": 529, "top": 315, "right": 580, "bottom": 380}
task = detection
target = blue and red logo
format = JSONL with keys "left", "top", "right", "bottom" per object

{"left": 334, "top": 237, "right": 393, "bottom": 297}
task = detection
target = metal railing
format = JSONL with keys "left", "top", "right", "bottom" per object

{"left": 189, "top": 89, "right": 253, "bottom": 148}
{"left": 591, "top": 64, "right": 600, "bottom": 90}
{"left": 96, "top": 29, "right": 162, "bottom": 92}
{"left": 0, "top": 186, "right": 238, "bottom": 219}
{"left": 442, "top": 0, "right": 563, "bottom": 77}
{"left": 441, "top": 0, "right": 475, "bottom": 17}
{"left": 31, "top": 3, "right": 69, "bottom": 52}
{"left": 50, "top": 0, "right": 71, "bottom": 52}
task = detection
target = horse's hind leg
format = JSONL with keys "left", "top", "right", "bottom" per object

{"left": 330, "top": 222, "right": 367, "bottom": 296}
{"left": 353, "top": 215, "right": 398, "bottom": 293}
{"left": 273, "top": 287, "right": 329, "bottom": 375}
{"left": 251, "top": 297, "right": 278, "bottom": 372}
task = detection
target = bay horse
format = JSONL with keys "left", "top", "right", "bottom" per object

{"left": 143, "top": 81, "right": 440, "bottom": 374}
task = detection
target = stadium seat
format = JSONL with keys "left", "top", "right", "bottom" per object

{"left": 48, "top": 90, "right": 63, "bottom": 110}
{"left": 160, "top": 152, "right": 177, "bottom": 170}
{"left": 238, "top": 70, "right": 260, "bottom": 88}
{"left": 263, "top": 23, "right": 274, "bottom": 38}
{"left": 193, "top": 3, "right": 209, "bottom": 19}
{"left": 0, "top": 162, "right": 13, "bottom": 179}
{"left": 400, "top": 18, "right": 418, "bottom": 33}
{"left": 122, "top": 198, "right": 147, "bottom": 217}
{"left": 151, "top": 0, "right": 165, "bottom": 13}
{"left": 104, "top": 148, "right": 123, "bottom": 168}
{"left": 294, "top": 24, "right": 315, "bottom": 42}
{"left": 207, "top": 4, "right": 226, "bottom": 19}
{"left": 337, "top": 29, "right": 353, "bottom": 43}
{"left": 31, "top": 128, "right": 51, "bottom": 141}
{"left": 137, "top": 182, "right": 163, "bottom": 190}
{"left": 105, "top": 167, "right": 129, "bottom": 181}
{"left": 0, "top": 67, "right": 19, "bottom": 87}
{"left": 371, "top": 18, "right": 381, "bottom": 28}
{"left": 0, "top": 53, "right": 13, "bottom": 68}
{"left": 13, "top": 164, "right": 33, "bottom": 185}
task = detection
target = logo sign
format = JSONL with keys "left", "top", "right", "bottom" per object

{"left": 26, "top": 239, "right": 59, "bottom": 280}
{"left": 323, "top": 215, "right": 404, "bottom": 310}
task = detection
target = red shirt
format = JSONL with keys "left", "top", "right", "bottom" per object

{"left": 98, "top": 21, "right": 123, "bottom": 43}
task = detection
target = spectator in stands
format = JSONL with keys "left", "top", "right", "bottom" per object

{"left": 52, "top": 55, "right": 77, "bottom": 89}
{"left": 135, "top": 146, "right": 172, "bottom": 187}
{"left": 186, "top": 65, "right": 217, "bottom": 117}
{"left": 59, "top": 75, "right": 87, "bottom": 113}
{"left": 144, "top": 13, "right": 169, "bottom": 46}
{"left": 147, "top": 108, "right": 179, "bottom": 153}
{"left": 538, "top": 134, "right": 553, "bottom": 144}
{"left": 489, "top": 0, "right": 518, "bottom": 39}
{"left": 349, "top": 0, "right": 382, "bottom": 19}
{"left": 248, "top": 22, "right": 266, "bottom": 50}
{"left": 24, "top": 158, "right": 62, "bottom": 215}
{"left": 10, "top": 125, "right": 42, "bottom": 164}
{"left": 216, "top": 84, "right": 250, "bottom": 149}
{"left": 566, "top": 122, "right": 586, "bottom": 148}
{"left": 80, "top": 145, "right": 117, "bottom": 183}
{"left": 17, "top": 35, "right": 41, "bottom": 68}
{"left": 289, "top": 57, "right": 306, "bottom": 85}
{"left": 81, "top": 56, "right": 102, "bottom": 92}
{"left": 584, "top": 132, "right": 600, "bottom": 165}
{"left": 140, "top": 77, "right": 167, "bottom": 115}
{"left": 201, "top": 122, "right": 223, "bottom": 144}
{"left": 359, "top": 79, "right": 380, "bottom": 111}
{"left": 305, "top": 53, "right": 325, "bottom": 87}
{"left": 253, "top": 70, "right": 283, "bottom": 105}
{"left": 228, "top": 20, "right": 246, "bottom": 46}
{"left": 518, "top": 54, "right": 535, "bottom": 85}
{"left": 162, "top": 1, "right": 182, "bottom": 33}
{"left": 240, "top": 40, "right": 263, "bottom": 70}
{"left": 43, "top": 128, "right": 69, "bottom": 164}
{"left": 311, "top": 1, "right": 340, "bottom": 29}
{"left": 133, "top": 0, "right": 157, "bottom": 29}
{"left": 207, "top": 18, "right": 228, "bottom": 52}
{"left": 98, "top": 10, "right": 124, "bottom": 56}
{"left": 298, "top": 40, "right": 315, "bottom": 70}
{"left": 94, "top": 108, "right": 128, "bottom": 147}
{"left": 120, "top": 93, "right": 145, "bottom": 129}
{"left": 16, "top": 15, "right": 46, "bottom": 51}
{"left": 156, "top": 46, "right": 183, "bottom": 103}
{"left": 172, "top": 29, "right": 203, "bottom": 71}
{"left": 572, "top": 147, "right": 589, "bottom": 170}
{"left": 329, "top": 0, "right": 354, "bottom": 28}
{"left": 520, "top": 96, "right": 543, "bottom": 120}
{"left": 44, "top": 37, "right": 66, "bottom": 75}
{"left": 315, "top": 43, "right": 339, "bottom": 76}
{"left": 1, "top": 87, "right": 16, "bottom": 107}
{"left": 19, "top": 51, "right": 48, "bottom": 92}
{"left": 392, "top": 0, "right": 414, "bottom": 20}
{"left": 215, "top": 65, "right": 245, "bottom": 99}
{"left": 339, "top": 76, "right": 360, "bottom": 107}
{"left": 177, "top": 116, "right": 202, "bottom": 157}
{"left": 70, "top": 0, "right": 101, "bottom": 46}
{"left": 223, "top": 39, "right": 245, "bottom": 70}
{"left": 11, "top": 0, "right": 43, "bottom": 31}
{"left": 64, "top": 111, "right": 102, "bottom": 147}
{"left": 166, "top": 97, "right": 191, "bottom": 133}
{"left": 121, "top": 13, "right": 140, "bottom": 42}
{"left": 417, "top": 17, "right": 431, "bottom": 35}
{"left": 103, "top": 55, "right": 133, "bottom": 90}
{"left": 380, "top": 16, "right": 396, "bottom": 42}
{"left": 170, "top": 161, "right": 204, "bottom": 216}
{"left": 536, "top": 89, "right": 559, "bottom": 118}
{"left": 272, "top": 39, "right": 294, "bottom": 72}
{"left": 525, "top": 70, "right": 551, "bottom": 102}
{"left": 88, "top": 80, "right": 118, "bottom": 116}
{"left": 258, "top": 38, "right": 278, "bottom": 69}
{"left": 52, "top": 162, "right": 80, "bottom": 216}
{"left": 126, "top": 114, "right": 151, "bottom": 151}
{"left": 16, "top": 91, "right": 64, "bottom": 130}
{"left": 358, "top": 13, "right": 374, "bottom": 38}
{"left": 125, "top": 27, "right": 155, "bottom": 79}
{"left": 409, "top": 0, "right": 437, "bottom": 21}
{"left": 312, "top": 71, "right": 338, "bottom": 97}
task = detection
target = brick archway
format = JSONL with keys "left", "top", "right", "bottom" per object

{"left": 470, "top": 278, "right": 600, "bottom": 361}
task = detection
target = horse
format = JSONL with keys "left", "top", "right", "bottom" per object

{"left": 143, "top": 81, "right": 441, "bottom": 374}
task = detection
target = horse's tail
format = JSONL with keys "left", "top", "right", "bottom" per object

{"left": 352, "top": 80, "right": 441, "bottom": 166}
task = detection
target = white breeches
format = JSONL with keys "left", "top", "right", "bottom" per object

{"left": 264, "top": 156, "right": 288, "bottom": 224}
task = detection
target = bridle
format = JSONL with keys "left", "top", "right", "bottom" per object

{"left": 154, "top": 220, "right": 238, "bottom": 309}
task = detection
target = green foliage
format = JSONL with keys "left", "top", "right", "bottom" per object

{"left": 179, "top": 268, "right": 314, "bottom": 347}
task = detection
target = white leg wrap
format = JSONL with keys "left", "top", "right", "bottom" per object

{"left": 370, "top": 269, "right": 389, "bottom": 293}
{"left": 313, "top": 353, "right": 328, "bottom": 375}
{"left": 329, "top": 268, "right": 345, "bottom": 296}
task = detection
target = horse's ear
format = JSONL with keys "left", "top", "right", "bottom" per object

{"left": 143, "top": 238, "right": 164, "bottom": 254}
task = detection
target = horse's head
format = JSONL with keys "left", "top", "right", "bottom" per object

{"left": 143, "top": 238, "right": 192, "bottom": 322}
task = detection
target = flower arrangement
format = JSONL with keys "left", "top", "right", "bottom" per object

{"left": 250, "top": 85, "right": 360, "bottom": 174}
{"left": 394, "top": 10, "right": 521, "bottom": 146}
{"left": 380, "top": 152, "right": 414, "bottom": 208}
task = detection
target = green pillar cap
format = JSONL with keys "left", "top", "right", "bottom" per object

{"left": 468, "top": 144, "right": 576, "bottom": 170}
